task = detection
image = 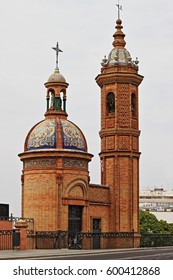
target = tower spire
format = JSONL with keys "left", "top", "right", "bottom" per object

{"left": 112, "top": 1, "right": 126, "bottom": 49}
{"left": 52, "top": 42, "right": 63, "bottom": 71}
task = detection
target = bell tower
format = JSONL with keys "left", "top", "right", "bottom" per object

{"left": 96, "top": 12, "right": 143, "bottom": 245}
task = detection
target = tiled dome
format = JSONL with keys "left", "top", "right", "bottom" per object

{"left": 25, "top": 118, "right": 87, "bottom": 152}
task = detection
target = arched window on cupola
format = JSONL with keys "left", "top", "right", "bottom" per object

{"left": 131, "top": 93, "right": 136, "bottom": 117}
{"left": 60, "top": 89, "right": 67, "bottom": 112}
{"left": 106, "top": 92, "right": 115, "bottom": 115}
{"left": 46, "top": 88, "right": 55, "bottom": 111}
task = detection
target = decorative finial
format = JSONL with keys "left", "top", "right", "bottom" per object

{"left": 116, "top": 0, "right": 122, "bottom": 19}
{"left": 52, "top": 42, "right": 63, "bottom": 71}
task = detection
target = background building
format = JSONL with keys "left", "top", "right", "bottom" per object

{"left": 140, "top": 188, "right": 173, "bottom": 224}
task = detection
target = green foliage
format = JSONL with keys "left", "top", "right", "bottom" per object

{"left": 140, "top": 210, "right": 173, "bottom": 234}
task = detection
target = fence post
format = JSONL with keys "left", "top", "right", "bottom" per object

{"left": 14, "top": 220, "right": 28, "bottom": 250}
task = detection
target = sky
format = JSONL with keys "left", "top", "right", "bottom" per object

{"left": 0, "top": 0, "right": 173, "bottom": 216}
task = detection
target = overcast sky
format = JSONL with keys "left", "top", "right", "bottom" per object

{"left": 0, "top": 0, "right": 173, "bottom": 216}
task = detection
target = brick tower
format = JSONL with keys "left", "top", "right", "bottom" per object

{"left": 96, "top": 16, "right": 143, "bottom": 245}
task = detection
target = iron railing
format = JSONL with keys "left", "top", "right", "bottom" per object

{"left": 27, "top": 231, "right": 68, "bottom": 249}
{"left": 141, "top": 234, "right": 173, "bottom": 247}
{"left": 27, "top": 231, "right": 135, "bottom": 250}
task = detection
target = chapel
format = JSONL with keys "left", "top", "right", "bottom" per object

{"left": 18, "top": 11, "right": 143, "bottom": 249}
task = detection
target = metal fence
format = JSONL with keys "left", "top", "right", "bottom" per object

{"left": 74, "top": 232, "right": 135, "bottom": 249}
{"left": 0, "top": 230, "right": 13, "bottom": 250}
{"left": 141, "top": 234, "right": 173, "bottom": 247}
{"left": 27, "top": 231, "right": 68, "bottom": 249}
{"left": 1, "top": 229, "right": 173, "bottom": 250}
{"left": 0, "top": 230, "right": 20, "bottom": 250}
{"left": 27, "top": 231, "right": 135, "bottom": 250}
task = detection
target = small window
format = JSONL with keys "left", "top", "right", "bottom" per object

{"left": 106, "top": 92, "right": 115, "bottom": 114}
{"left": 131, "top": 93, "right": 136, "bottom": 116}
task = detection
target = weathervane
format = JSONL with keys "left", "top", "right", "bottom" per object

{"left": 116, "top": 0, "right": 122, "bottom": 19}
{"left": 52, "top": 42, "right": 63, "bottom": 71}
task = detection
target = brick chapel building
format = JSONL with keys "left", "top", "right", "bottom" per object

{"left": 18, "top": 14, "right": 143, "bottom": 248}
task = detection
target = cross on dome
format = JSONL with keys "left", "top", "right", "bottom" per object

{"left": 52, "top": 42, "right": 63, "bottom": 71}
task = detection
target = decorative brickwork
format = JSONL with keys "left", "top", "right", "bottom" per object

{"left": 118, "top": 136, "right": 130, "bottom": 150}
{"left": 24, "top": 159, "right": 56, "bottom": 169}
{"left": 118, "top": 84, "right": 130, "bottom": 127}
{"left": 64, "top": 159, "right": 87, "bottom": 169}
{"left": 106, "top": 136, "right": 115, "bottom": 150}
{"left": 132, "top": 136, "right": 138, "bottom": 151}
{"left": 106, "top": 118, "right": 115, "bottom": 128}
{"left": 132, "top": 118, "right": 138, "bottom": 129}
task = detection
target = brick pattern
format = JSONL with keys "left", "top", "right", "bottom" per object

{"left": 106, "top": 136, "right": 115, "bottom": 150}
{"left": 118, "top": 136, "right": 130, "bottom": 150}
{"left": 0, "top": 221, "right": 12, "bottom": 230}
{"left": 89, "top": 185, "right": 110, "bottom": 204}
{"left": 117, "top": 84, "right": 130, "bottom": 127}
{"left": 132, "top": 136, "right": 138, "bottom": 151}
{"left": 106, "top": 118, "right": 115, "bottom": 128}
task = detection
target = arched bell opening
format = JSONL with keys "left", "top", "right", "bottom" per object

{"left": 46, "top": 88, "right": 55, "bottom": 111}
{"left": 61, "top": 88, "right": 67, "bottom": 112}
{"left": 131, "top": 92, "right": 136, "bottom": 117}
{"left": 106, "top": 92, "right": 115, "bottom": 116}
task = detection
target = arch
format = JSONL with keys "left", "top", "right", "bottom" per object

{"left": 63, "top": 179, "right": 88, "bottom": 200}
{"left": 46, "top": 88, "right": 55, "bottom": 110}
{"left": 131, "top": 92, "right": 136, "bottom": 116}
{"left": 46, "top": 88, "right": 55, "bottom": 111}
{"left": 60, "top": 89, "right": 67, "bottom": 112}
{"left": 106, "top": 92, "right": 115, "bottom": 114}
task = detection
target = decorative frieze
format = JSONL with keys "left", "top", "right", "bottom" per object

{"left": 63, "top": 159, "right": 87, "bottom": 169}
{"left": 24, "top": 159, "right": 56, "bottom": 169}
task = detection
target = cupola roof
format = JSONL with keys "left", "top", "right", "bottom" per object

{"left": 47, "top": 69, "right": 66, "bottom": 83}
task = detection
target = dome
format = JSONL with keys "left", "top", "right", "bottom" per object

{"left": 47, "top": 70, "right": 66, "bottom": 83}
{"left": 107, "top": 48, "right": 132, "bottom": 65}
{"left": 25, "top": 118, "right": 87, "bottom": 152}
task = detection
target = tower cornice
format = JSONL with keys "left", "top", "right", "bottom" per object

{"left": 99, "top": 150, "right": 141, "bottom": 157}
{"left": 99, "top": 128, "right": 141, "bottom": 138}
{"left": 96, "top": 72, "right": 144, "bottom": 87}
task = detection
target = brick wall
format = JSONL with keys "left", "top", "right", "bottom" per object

{"left": 0, "top": 220, "right": 12, "bottom": 230}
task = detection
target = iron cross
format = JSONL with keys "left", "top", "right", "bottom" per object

{"left": 52, "top": 42, "right": 63, "bottom": 71}
{"left": 116, "top": 0, "right": 122, "bottom": 19}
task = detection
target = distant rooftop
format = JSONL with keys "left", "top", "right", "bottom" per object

{"left": 140, "top": 188, "right": 173, "bottom": 197}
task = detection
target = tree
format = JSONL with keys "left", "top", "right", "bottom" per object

{"left": 140, "top": 210, "right": 173, "bottom": 234}
{"left": 140, "top": 211, "right": 173, "bottom": 247}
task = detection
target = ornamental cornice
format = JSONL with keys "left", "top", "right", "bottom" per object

{"left": 18, "top": 149, "right": 93, "bottom": 162}
{"left": 44, "top": 81, "right": 69, "bottom": 88}
{"left": 99, "top": 128, "right": 141, "bottom": 138}
{"left": 99, "top": 150, "right": 141, "bottom": 157}
{"left": 96, "top": 72, "right": 143, "bottom": 87}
